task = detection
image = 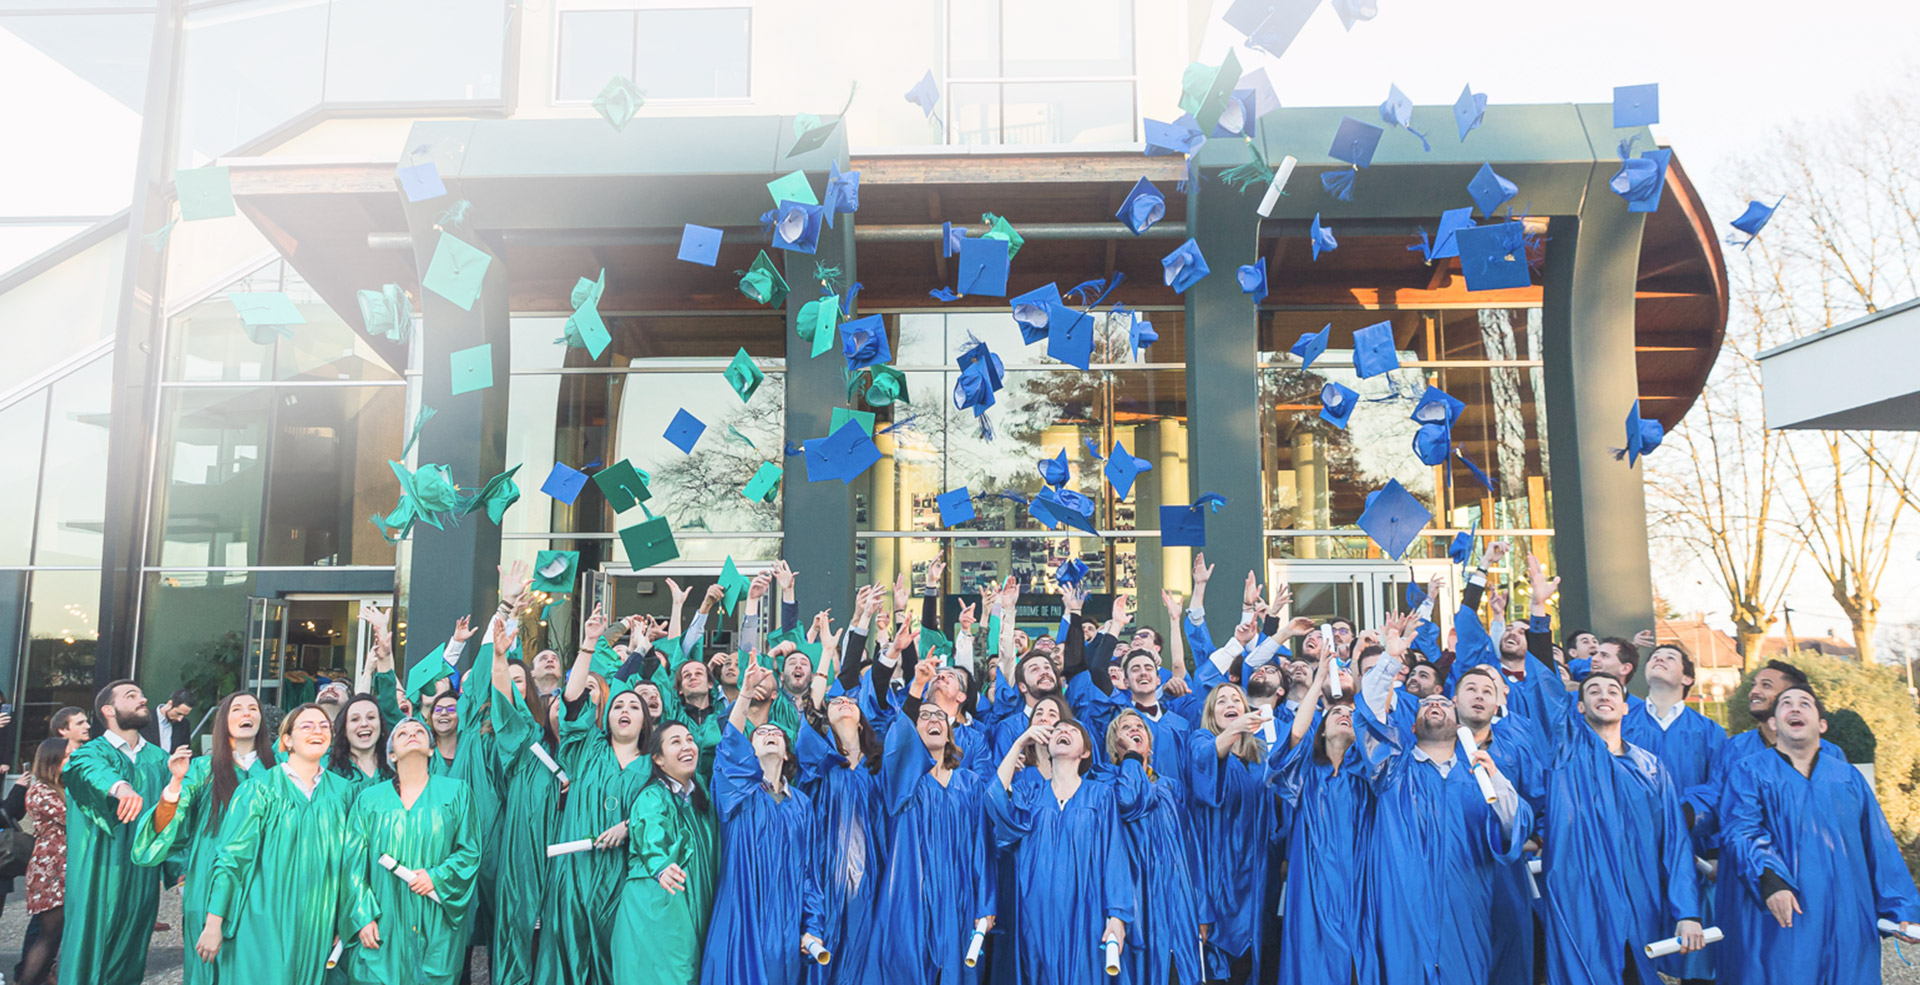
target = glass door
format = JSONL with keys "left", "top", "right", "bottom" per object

{"left": 1265, "top": 559, "right": 1460, "bottom": 642}
{"left": 244, "top": 596, "right": 289, "bottom": 702}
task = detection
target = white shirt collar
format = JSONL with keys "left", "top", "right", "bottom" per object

{"left": 234, "top": 750, "right": 259, "bottom": 770}
{"left": 281, "top": 762, "right": 319, "bottom": 799}
{"left": 104, "top": 730, "right": 147, "bottom": 760}
{"left": 1647, "top": 700, "right": 1687, "bottom": 731}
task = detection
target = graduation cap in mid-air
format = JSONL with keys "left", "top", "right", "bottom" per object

{"left": 1291, "top": 323, "right": 1331, "bottom": 367}
{"left": 1455, "top": 222, "right": 1532, "bottom": 292}
{"left": 619, "top": 516, "right": 679, "bottom": 570}
{"left": 1411, "top": 208, "right": 1476, "bottom": 263}
{"left": 664, "top": 409, "right": 704, "bottom": 454}
{"left": 771, "top": 199, "right": 824, "bottom": 254}
{"left": 1352, "top": 320, "right": 1401, "bottom": 378}
{"left": 592, "top": 75, "right": 645, "bottom": 131}
{"left": 396, "top": 162, "right": 446, "bottom": 203}
{"left": 1100, "top": 442, "right": 1154, "bottom": 500}
{"left": 1117, "top": 177, "right": 1167, "bottom": 235}
{"left": 1356, "top": 479, "right": 1431, "bottom": 561}
{"left": 1039, "top": 448, "right": 1071, "bottom": 488}
{"left": 840, "top": 314, "right": 890, "bottom": 371}
{"left": 1618, "top": 400, "right": 1666, "bottom": 466}
{"left": 1331, "top": 0, "right": 1378, "bottom": 29}
{"left": 541, "top": 461, "right": 591, "bottom": 504}
{"left": 1162, "top": 239, "right": 1211, "bottom": 293}
{"left": 1468, "top": 163, "right": 1518, "bottom": 217}
{"left": 906, "top": 70, "right": 941, "bottom": 119}
{"left": 1726, "top": 196, "right": 1784, "bottom": 250}
{"left": 937, "top": 487, "right": 976, "bottom": 527}
{"left": 805, "top": 420, "right": 882, "bottom": 484}
{"left": 1377, "top": 84, "right": 1430, "bottom": 152}
{"left": 1610, "top": 139, "right": 1672, "bottom": 213}
{"left": 1453, "top": 84, "right": 1487, "bottom": 142}
{"left": 1612, "top": 83, "right": 1659, "bottom": 128}
{"left": 737, "top": 250, "right": 789, "bottom": 307}
{"left": 1160, "top": 493, "right": 1227, "bottom": 548}
{"left": 531, "top": 550, "right": 580, "bottom": 594}
{"left": 1328, "top": 116, "right": 1385, "bottom": 168}
{"left": 1310, "top": 213, "right": 1338, "bottom": 261}
{"left": 678, "top": 224, "right": 722, "bottom": 266}
{"left": 1236, "top": 259, "right": 1268, "bottom": 304}
{"left": 228, "top": 292, "right": 306, "bottom": 345}
{"left": 1320, "top": 382, "right": 1359, "bottom": 428}
{"left": 824, "top": 161, "right": 861, "bottom": 224}
{"left": 725, "top": 348, "right": 765, "bottom": 402}
{"left": 1143, "top": 115, "right": 1207, "bottom": 157}
{"left": 1010, "top": 283, "right": 1062, "bottom": 345}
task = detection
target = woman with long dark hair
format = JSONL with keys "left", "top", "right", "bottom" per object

{"left": 131, "top": 691, "right": 277, "bottom": 985}
{"left": 796, "top": 654, "right": 886, "bottom": 985}
{"left": 328, "top": 694, "right": 392, "bottom": 793}
{"left": 1106, "top": 710, "right": 1204, "bottom": 985}
{"left": 17, "top": 738, "right": 70, "bottom": 985}
{"left": 488, "top": 615, "right": 568, "bottom": 985}
{"left": 612, "top": 720, "right": 717, "bottom": 985}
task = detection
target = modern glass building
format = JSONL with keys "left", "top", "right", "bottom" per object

{"left": 0, "top": 1, "right": 1727, "bottom": 755}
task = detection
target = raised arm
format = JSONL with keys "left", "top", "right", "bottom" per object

{"left": 1161, "top": 589, "right": 1189, "bottom": 683}
{"left": 774, "top": 560, "right": 799, "bottom": 632}
{"left": 809, "top": 610, "right": 837, "bottom": 711}
{"left": 921, "top": 558, "right": 945, "bottom": 631}
{"left": 564, "top": 604, "right": 609, "bottom": 705}
{"left": 359, "top": 602, "right": 393, "bottom": 694}
{"left": 491, "top": 560, "right": 531, "bottom": 699}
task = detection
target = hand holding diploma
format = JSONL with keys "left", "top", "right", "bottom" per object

{"left": 1878, "top": 919, "right": 1920, "bottom": 943}
{"left": 801, "top": 934, "right": 830, "bottom": 964}
{"left": 1643, "top": 924, "right": 1719, "bottom": 957}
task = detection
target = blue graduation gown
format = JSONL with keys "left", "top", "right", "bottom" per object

{"left": 1183, "top": 727, "right": 1279, "bottom": 978}
{"left": 703, "top": 725, "right": 826, "bottom": 985}
{"left": 1621, "top": 702, "right": 1727, "bottom": 981}
{"left": 1109, "top": 758, "right": 1203, "bottom": 985}
{"left": 1082, "top": 694, "right": 1192, "bottom": 782}
{"left": 985, "top": 769, "right": 1134, "bottom": 985}
{"left": 1720, "top": 749, "right": 1920, "bottom": 985}
{"left": 1355, "top": 683, "right": 1531, "bottom": 985}
{"left": 864, "top": 718, "right": 996, "bottom": 985}
{"left": 796, "top": 726, "right": 886, "bottom": 985}
{"left": 1482, "top": 717, "right": 1548, "bottom": 985}
{"left": 1269, "top": 725, "right": 1372, "bottom": 985}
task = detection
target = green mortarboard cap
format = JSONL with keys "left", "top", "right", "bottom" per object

{"left": 593, "top": 638, "right": 626, "bottom": 681}
{"left": 531, "top": 550, "right": 580, "bottom": 593}
{"left": 619, "top": 516, "right": 679, "bottom": 570}
{"left": 565, "top": 270, "right": 610, "bottom": 359}
{"left": 405, "top": 644, "right": 454, "bottom": 700}
{"left": 1181, "top": 50, "right": 1243, "bottom": 135}
{"left": 788, "top": 115, "right": 841, "bottom": 158}
{"left": 767, "top": 170, "right": 819, "bottom": 207}
{"left": 593, "top": 75, "right": 645, "bottom": 131}
{"left": 738, "top": 251, "right": 789, "bottom": 307}
{"left": 593, "top": 459, "right": 651, "bottom": 513}
{"left": 356, "top": 284, "right": 412, "bottom": 342}
{"left": 857, "top": 365, "right": 910, "bottom": 409}
{"left": 726, "top": 349, "right": 765, "bottom": 402}
{"left": 919, "top": 626, "right": 955, "bottom": 660}
{"left": 450, "top": 343, "right": 494, "bottom": 395}
{"left": 829, "top": 407, "right": 875, "bottom": 435}
{"left": 392, "top": 460, "right": 460, "bottom": 528}
{"left": 743, "top": 462, "right": 783, "bottom": 503}
{"left": 799, "top": 295, "right": 840, "bottom": 358}
{"left": 464, "top": 464, "right": 521, "bottom": 524}
{"left": 717, "top": 556, "right": 749, "bottom": 614}
{"left": 981, "top": 212, "right": 1024, "bottom": 259}
{"left": 228, "top": 292, "right": 305, "bottom": 344}
{"left": 176, "top": 166, "right": 235, "bottom": 221}
{"left": 422, "top": 233, "right": 491, "bottom": 311}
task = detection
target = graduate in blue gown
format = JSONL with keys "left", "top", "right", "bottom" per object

{"left": 702, "top": 671, "right": 827, "bottom": 985}
{"left": 797, "top": 695, "right": 885, "bottom": 985}
{"left": 1184, "top": 682, "right": 1279, "bottom": 983}
{"left": 1719, "top": 684, "right": 1920, "bottom": 985}
{"left": 1450, "top": 656, "right": 1547, "bottom": 985}
{"left": 987, "top": 717, "right": 1133, "bottom": 985}
{"left": 1083, "top": 644, "right": 1194, "bottom": 782}
{"left": 1355, "top": 613, "right": 1532, "bottom": 985}
{"left": 1269, "top": 655, "right": 1372, "bottom": 985}
{"left": 1104, "top": 710, "right": 1203, "bottom": 985}
{"left": 866, "top": 696, "right": 996, "bottom": 985}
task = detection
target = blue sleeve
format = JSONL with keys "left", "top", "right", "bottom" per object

{"left": 1267, "top": 721, "right": 1317, "bottom": 809}
{"left": 1112, "top": 758, "right": 1150, "bottom": 821}
{"left": 984, "top": 772, "right": 1034, "bottom": 851}
{"left": 712, "top": 723, "right": 762, "bottom": 820}
{"left": 1859, "top": 771, "right": 1920, "bottom": 924}
{"left": 1656, "top": 764, "right": 1701, "bottom": 922}
{"left": 1447, "top": 603, "right": 1497, "bottom": 694}
{"left": 1184, "top": 729, "right": 1228, "bottom": 808}
{"left": 1721, "top": 759, "right": 1793, "bottom": 906}
{"left": 881, "top": 716, "right": 933, "bottom": 816}
{"left": 1183, "top": 613, "right": 1215, "bottom": 667}
{"left": 1100, "top": 789, "right": 1135, "bottom": 923}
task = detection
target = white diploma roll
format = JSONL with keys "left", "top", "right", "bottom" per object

{"left": 378, "top": 853, "right": 441, "bottom": 903}
{"left": 1880, "top": 919, "right": 1920, "bottom": 937}
{"left": 1257, "top": 156, "right": 1299, "bottom": 218}
{"left": 1695, "top": 856, "right": 1716, "bottom": 879}
{"left": 1104, "top": 939, "right": 1122, "bottom": 976}
{"left": 1643, "top": 926, "right": 1722, "bottom": 958}
{"left": 1525, "top": 860, "right": 1540, "bottom": 899}
{"left": 1527, "top": 859, "right": 1543, "bottom": 875}
{"left": 805, "top": 938, "right": 832, "bottom": 965}
{"left": 528, "top": 741, "right": 570, "bottom": 784}
{"left": 1455, "top": 726, "right": 1499, "bottom": 804}
{"left": 546, "top": 839, "right": 596, "bottom": 858}
{"left": 964, "top": 918, "right": 991, "bottom": 967}
{"left": 327, "top": 938, "right": 343, "bottom": 969}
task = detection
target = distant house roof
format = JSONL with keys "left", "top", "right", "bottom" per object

{"left": 1655, "top": 618, "right": 1743, "bottom": 669}
{"left": 1759, "top": 635, "right": 1859, "bottom": 660}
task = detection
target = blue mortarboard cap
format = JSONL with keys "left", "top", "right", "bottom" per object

{"left": 1126, "top": 309, "right": 1158, "bottom": 361}
{"left": 1455, "top": 221, "right": 1531, "bottom": 291}
{"left": 1159, "top": 493, "right": 1227, "bottom": 548}
{"left": 1449, "top": 528, "right": 1476, "bottom": 566}
{"left": 839, "top": 314, "right": 890, "bottom": 371}
{"left": 937, "top": 487, "right": 976, "bottom": 526}
{"left": 1229, "top": 0, "right": 1319, "bottom": 58}
{"left": 772, "top": 199, "right": 823, "bottom": 254}
{"left": 824, "top": 161, "right": 861, "bottom": 225}
{"left": 1310, "top": 213, "right": 1338, "bottom": 261}
{"left": 1117, "top": 177, "right": 1167, "bottom": 235}
{"left": 1377, "top": 84, "right": 1430, "bottom": 151}
{"left": 1055, "top": 558, "right": 1090, "bottom": 587}
{"left": 1214, "top": 89, "right": 1258, "bottom": 137}
{"left": 805, "top": 420, "right": 882, "bottom": 484}
{"left": 1291, "top": 323, "right": 1331, "bottom": 367}
{"left": 1045, "top": 303, "right": 1095, "bottom": 370}
{"left": 942, "top": 221, "right": 968, "bottom": 258}
{"left": 1143, "top": 116, "right": 1206, "bottom": 157}
{"left": 1162, "top": 238, "right": 1210, "bottom": 293}
{"left": 1331, "top": 0, "right": 1377, "bottom": 29}
{"left": 1039, "top": 448, "right": 1070, "bottom": 488}
{"left": 1239, "top": 68, "right": 1281, "bottom": 118}
{"left": 1419, "top": 207, "right": 1476, "bottom": 262}
{"left": 396, "top": 162, "right": 446, "bottom": 203}
{"left": 664, "top": 409, "right": 705, "bottom": 454}
{"left": 1411, "top": 385, "right": 1465, "bottom": 428}
{"left": 1468, "top": 163, "right": 1518, "bottom": 217}
{"left": 957, "top": 236, "right": 1010, "bottom": 297}
{"left": 1033, "top": 490, "right": 1099, "bottom": 537}
{"left": 1356, "top": 479, "right": 1431, "bottom": 560}
{"left": 1413, "top": 423, "right": 1452, "bottom": 467}
{"left": 1623, "top": 400, "right": 1665, "bottom": 466}
{"left": 1236, "top": 259, "right": 1268, "bottom": 304}
{"left": 1613, "top": 83, "right": 1659, "bottom": 128}
{"left": 1102, "top": 441, "right": 1154, "bottom": 500}
{"left": 1328, "top": 116, "right": 1385, "bottom": 168}
{"left": 954, "top": 345, "right": 1005, "bottom": 418}
{"left": 1010, "top": 283, "right": 1061, "bottom": 345}
{"left": 907, "top": 71, "right": 941, "bottom": 118}
{"left": 1352, "top": 320, "right": 1400, "bottom": 378}
{"left": 1453, "top": 85, "right": 1487, "bottom": 142}
{"left": 678, "top": 224, "right": 723, "bottom": 266}
{"left": 541, "top": 462, "right": 590, "bottom": 504}
{"left": 1457, "top": 448, "right": 1495, "bottom": 491}
{"left": 1319, "top": 382, "right": 1358, "bottom": 428}
{"left": 1726, "top": 196, "right": 1783, "bottom": 249}
{"left": 1611, "top": 144, "right": 1672, "bottom": 213}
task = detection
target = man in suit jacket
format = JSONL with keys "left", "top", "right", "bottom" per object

{"left": 138, "top": 689, "right": 197, "bottom": 753}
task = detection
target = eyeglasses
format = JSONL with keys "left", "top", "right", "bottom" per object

{"left": 291, "top": 721, "right": 332, "bottom": 734}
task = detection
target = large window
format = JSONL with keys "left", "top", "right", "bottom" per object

{"left": 947, "top": 0, "right": 1136, "bottom": 145}
{"left": 556, "top": 5, "right": 752, "bottom": 103}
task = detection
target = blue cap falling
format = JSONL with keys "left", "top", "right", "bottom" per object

{"left": 1448, "top": 528, "right": 1476, "bottom": 566}
{"left": 1214, "top": 89, "right": 1259, "bottom": 138}
{"left": 1236, "top": 259, "right": 1268, "bottom": 304}
{"left": 1453, "top": 85, "right": 1487, "bottom": 142}
{"left": 1143, "top": 115, "right": 1207, "bottom": 157}
{"left": 906, "top": 71, "right": 941, "bottom": 119}
{"left": 805, "top": 420, "right": 882, "bottom": 484}
{"left": 663, "top": 409, "right": 705, "bottom": 454}
{"left": 1291, "top": 323, "right": 1331, "bottom": 367}
{"left": 1328, "top": 116, "right": 1385, "bottom": 168}
{"left": 1039, "top": 448, "right": 1070, "bottom": 488}
{"left": 1319, "top": 382, "right": 1359, "bottom": 428}
{"left": 1411, "top": 385, "right": 1465, "bottom": 428}
{"left": 1159, "top": 493, "right": 1226, "bottom": 548}
{"left": 1412, "top": 207, "right": 1476, "bottom": 262}
{"left": 1117, "top": 177, "right": 1167, "bottom": 235}
{"left": 771, "top": 199, "right": 823, "bottom": 254}
{"left": 1468, "top": 163, "right": 1518, "bottom": 217}
{"left": 1101, "top": 441, "right": 1155, "bottom": 500}
{"left": 1455, "top": 221, "right": 1532, "bottom": 292}
{"left": 1620, "top": 401, "right": 1666, "bottom": 466}
{"left": 1377, "top": 84, "right": 1431, "bottom": 152}
{"left": 397, "top": 162, "right": 446, "bottom": 203}
{"left": 1457, "top": 448, "right": 1495, "bottom": 491}
{"left": 941, "top": 221, "right": 969, "bottom": 258}
{"left": 1331, "top": 0, "right": 1378, "bottom": 30}
{"left": 1033, "top": 489, "right": 1099, "bottom": 537}
{"left": 1356, "top": 479, "right": 1432, "bottom": 561}
{"left": 1726, "top": 196, "right": 1784, "bottom": 250}
{"left": 953, "top": 340, "right": 1006, "bottom": 417}
{"left": 1352, "top": 320, "right": 1401, "bottom": 378}
{"left": 1612, "top": 83, "right": 1659, "bottom": 128}
{"left": 956, "top": 236, "right": 1011, "bottom": 296}
{"left": 1413, "top": 423, "right": 1452, "bottom": 468}
{"left": 824, "top": 161, "right": 861, "bottom": 226}
{"left": 1610, "top": 139, "right": 1672, "bottom": 213}
{"left": 937, "top": 487, "right": 976, "bottom": 527}
{"left": 1044, "top": 303, "right": 1095, "bottom": 370}
{"left": 1055, "top": 557, "right": 1091, "bottom": 588}
{"left": 839, "top": 314, "right": 891, "bottom": 371}
{"left": 541, "top": 461, "right": 591, "bottom": 504}
{"left": 1162, "top": 238, "right": 1211, "bottom": 293}
{"left": 1123, "top": 306, "right": 1158, "bottom": 362}
{"left": 1310, "top": 213, "right": 1338, "bottom": 261}
{"left": 1010, "top": 283, "right": 1062, "bottom": 345}
{"left": 678, "top": 224, "right": 723, "bottom": 266}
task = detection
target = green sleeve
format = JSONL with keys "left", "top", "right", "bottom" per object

{"left": 459, "top": 641, "right": 496, "bottom": 734}
{"left": 372, "top": 669, "right": 404, "bottom": 727}
{"left": 491, "top": 683, "right": 534, "bottom": 775}
{"left": 425, "top": 783, "right": 483, "bottom": 918}
{"left": 340, "top": 793, "right": 378, "bottom": 938}
{"left": 626, "top": 786, "right": 677, "bottom": 879}
{"left": 205, "top": 779, "right": 271, "bottom": 926}
{"left": 986, "top": 613, "right": 1002, "bottom": 657}
{"left": 557, "top": 693, "right": 599, "bottom": 775}
{"left": 592, "top": 638, "right": 624, "bottom": 680}
{"left": 61, "top": 741, "right": 130, "bottom": 828}
{"left": 130, "top": 757, "right": 209, "bottom": 867}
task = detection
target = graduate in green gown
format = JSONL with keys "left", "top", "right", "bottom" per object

{"left": 197, "top": 703, "right": 372, "bottom": 985}
{"left": 60, "top": 679, "right": 172, "bottom": 985}
{"left": 612, "top": 720, "right": 719, "bottom": 985}
{"left": 328, "top": 694, "right": 394, "bottom": 796}
{"left": 344, "top": 717, "right": 483, "bottom": 985}
{"left": 132, "top": 691, "right": 278, "bottom": 985}
{"left": 534, "top": 603, "right": 657, "bottom": 985}
{"left": 486, "top": 610, "right": 568, "bottom": 985}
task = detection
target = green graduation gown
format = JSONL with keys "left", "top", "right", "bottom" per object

{"left": 60, "top": 734, "right": 171, "bottom": 985}
{"left": 612, "top": 779, "right": 719, "bottom": 985}
{"left": 325, "top": 760, "right": 388, "bottom": 985}
{"left": 205, "top": 764, "right": 370, "bottom": 985}
{"left": 345, "top": 775, "right": 482, "bottom": 985}
{"left": 531, "top": 697, "right": 655, "bottom": 985}
{"left": 490, "top": 681, "right": 565, "bottom": 985}
{"left": 131, "top": 754, "right": 272, "bottom": 985}
{"left": 428, "top": 646, "right": 503, "bottom": 896}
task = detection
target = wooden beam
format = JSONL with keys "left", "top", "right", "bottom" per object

{"left": 854, "top": 154, "right": 1188, "bottom": 186}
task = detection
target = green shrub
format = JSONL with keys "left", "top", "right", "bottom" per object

{"left": 1728, "top": 655, "right": 1920, "bottom": 842}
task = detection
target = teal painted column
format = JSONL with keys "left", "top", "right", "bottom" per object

{"left": 1182, "top": 174, "right": 1265, "bottom": 624}
{"left": 781, "top": 218, "right": 857, "bottom": 619}
{"left": 1541, "top": 176, "right": 1656, "bottom": 654}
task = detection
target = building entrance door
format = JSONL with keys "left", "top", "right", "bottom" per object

{"left": 594, "top": 560, "right": 778, "bottom": 655}
{"left": 1263, "top": 558, "right": 1459, "bottom": 644}
{"left": 245, "top": 593, "right": 392, "bottom": 708}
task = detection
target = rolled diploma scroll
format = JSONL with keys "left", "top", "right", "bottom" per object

{"left": 1525, "top": 860, "right": 1540, "bottom": 899}
{"left": 1455, "top": 726, "right": 1499, "bottom": 804}
{"left": 528, "top": 741, "right": 570, "bottom": 784}
{"left": 379, "top": 853, "right": 442, "bottom": 903}
{"left": 1104, "top": 939, "right": 1122, "bottom": 976}
{"left": 1643, "top": 926, "right": 1723, "bottom": 958}
{"left": 1257, "top": 156, "right": 1299, "bottom": 218}
{"left": 1880, "top": 919, "right": 1920, "bottom": 937}
{"left": 1322, "top": 626, "right": 1342, "bottom": 699}
{"left": 805, "top": 938, "right": 832, "bottom": 965}
{"left": 327, "top": 939, "right": 343, "bottom": 969}
{"left": 546, "top": 838, "right": 596, "bottom": 858}
{"left": 1695, "top": 856, "right": 1716, "bottom": 879}
{"left": 964, "top": 917, "right": 992, "bottom": 967}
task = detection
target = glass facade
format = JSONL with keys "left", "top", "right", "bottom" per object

{"left": 556, "top": 7, "right": 753, "bottom": 102}
{"left": 947, "top": 0, "right": 1137, "bottom": 145}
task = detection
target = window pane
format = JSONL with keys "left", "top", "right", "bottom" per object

{"left": 612, "top": 371, "right": 784, "bottom": 534}
{"left": 947, "top": 0, "right": 999, "bottom": 77}
{"left": 139, "top": 571, "right": 254, "bottom": 717}
{"left": 632, "top": 8, "right": 749, "bottom": 100}
{"left": 0, "top": 393, "right": 46, "bottom": 566}
{"left": 262, "top": 386, "right": 404, "bottom": 566}
{"left": 949, "top": 82, "right": 1000, "bottom": 144}
{"left": 0, "top": 13, "right": 150, "bottom": 216}
{"left": 1003, "top": 0, "right": 1132, "bottom": 76}
{"left": 1000, "top": 81, "right": 1133, "bottom": 144}
{"left": 324, "top": 0, "right": 505, "bottom": 103}
{"left": 23, "top": 570, "right": 99, "bottom": 728}
{"left": 556, "top": 10, "right": 636, "bottom": 102}
{"left": 167, "top": 261, "right": 400, "bottom": 382}
{"left": 179, "top": 0, "right": 328, "bottom": 166}
{"left": 151, "top": 389, "right": 269, "bottom": 568}
{"left": 35, "top": 356, "right": 112, "bottom": 566}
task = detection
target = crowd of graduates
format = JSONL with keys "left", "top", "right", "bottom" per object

{"left": 41, "top": 545, "right": 1920, "bottom": 985}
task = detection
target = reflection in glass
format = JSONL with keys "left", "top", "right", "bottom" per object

{"left": 949, "top": 83, "right": 1001, "bottom": 146}
{"left": 632, "top": 8, "right": 751, "bottom": 100}
{"left": 556, "top": 10, "right": 637, "bottom": 101}
{"left": 261, "top": 387, "right": 403, "bottom": 566}
{"left": 614, "top": 372, "right": 784, "bottom": 535}
{"left": 1002, "top": 0, "right": 1133, "bottom": 76}
{"left": 22, "top": 570, "right": 100, "bottom": 732}
{"left": 151, "top": 389, "right": 268, "bottom": 569}
{"left": 166, "top": 260, "right": 399, "bottom": 382}
{"left": 324, "top": 0, "right": 504, "bottom": 103}
{"left": 946, "top": 0, "right": 999, "bottom": 77}
{"left": 35, "top": 357, "right": 112, "bottom": 566}
{"left": 138, "top": 571, "right": 254, "bottom": 718}
{"left": 178, "top": 0, "right": 328, "bottom": 166}
{"left": 0, "top": 393, "right": 47, "bottom": 566}
{"left": 955, "top": 82, "right": 1135, "bottom": 144}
